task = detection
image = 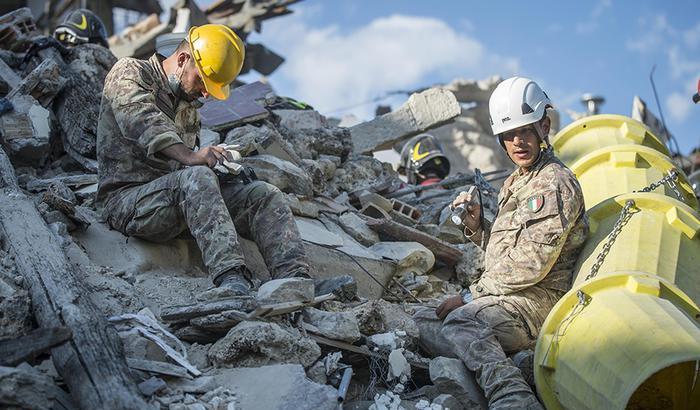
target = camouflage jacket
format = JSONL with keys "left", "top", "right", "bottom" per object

{"left": 96, "top": 54, "right": 201, "bottom": 207}
{"left": 467, "top": 149, "right": 588, "bottom": 329}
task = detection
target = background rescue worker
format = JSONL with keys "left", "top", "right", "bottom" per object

{"left": 414, "top": 77, "right": 588, "bottom": 409}
{"left": 53, "top": 8, "right": 109, "bottom": 48}
{"left": 397, "top": 133, "right": 451, "bottom": 187}
{"left": 96, "top": 24, "right": 311, "bottom": 296}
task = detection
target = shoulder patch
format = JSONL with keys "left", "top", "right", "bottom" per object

{"left": 526, "top": 194, "right": 544, "bottom": 213}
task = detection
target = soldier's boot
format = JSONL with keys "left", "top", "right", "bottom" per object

{"left": 313, "top": 275, "right": 357, "bottom": 302}
{"left": 214, "top": 266, "right": 253, "bottom": 296}
{"left": 512, "top": 349, "right": 536, "bottom": 391}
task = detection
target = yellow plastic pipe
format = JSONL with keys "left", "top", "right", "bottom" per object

{"left": 569, "top": 145, "right": 698, "bottom": 211}
{"left": 534, "top": 115, "right": 700, "bottom": 410}
{"left": 553, "top": 114, "right": 670, "bottom": 166}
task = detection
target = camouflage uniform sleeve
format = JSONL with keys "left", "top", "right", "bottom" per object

{"left": 471, "top": 176, "right": 584, "bottom": 297}
{"left": 104, "top": 59, "right": 183, "bottom": 159}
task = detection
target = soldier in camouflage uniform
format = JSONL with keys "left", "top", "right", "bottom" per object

{"left": 96, "top": 25, "right": 310, "bottom": 295}
{"left": 415, "top": 77, "right": 588, "bottom": 409}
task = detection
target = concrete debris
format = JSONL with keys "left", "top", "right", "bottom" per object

{"left": 0, "top": 95, "right": 50, "bottom": 165}
{"left": 0, "top": 5, "right": 581, "bottom": 408}
{"left": 0, "top": 252, "right": 32, "bottom": 339}
{"left": 353, "top": 300, "right": 420, "bottom": 341}
{"left": 256, "top": 277, "right": 315, "bottom": 305}
{"left": 432, "top": 393, "right": 463, "bottom": 410}
{"left": 239, "top": 154, "right": 313, "bottom": 196}
{"left": 369, "top": 241, "right": 436, "bottom": 276}
{"left": 338, "top": 212, "right": 381, "bottom": 246}
{"left": 388, "top": 348, "right": 412, "bottom": 381}
{"left": 351, "top": 88, "right": 461, "bottom": 154}
{"left": 0, "top": 365, "right": 75, "bottom": 409}
{"left": 206, "top": 364, "right": 338, "bottom": 410}
{"left": 370, "top": 391, "right": 405, "bottom": 410}
{"left": 303, "top": 307, "right": 361, "bottom": 342}
{"left": 208, "top": 321, "right": 321, "bottom": 368}
{"left": 275, "top": 108, "right": 328, "bottom": 130}
{"left": 429, "top": 357, "right": 486, "bottom": 409}
{"left": 137, "top": 376, "right": 167, "bottom": 396}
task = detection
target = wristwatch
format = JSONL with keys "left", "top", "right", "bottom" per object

{"left": 460, "top": 289, "right": 473, "bottom": 304}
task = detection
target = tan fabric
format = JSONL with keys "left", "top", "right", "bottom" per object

{"left": 96, "top": 54, "right": 200, "bottom": 206}
{"left": 467, "top": 149, "right": 588, "bottom": 335}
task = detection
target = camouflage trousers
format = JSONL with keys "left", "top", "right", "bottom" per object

{"left": 414, "top": 296, "right": 543, "bottom": 410}
{"left": 103, "top": 165, "right": 309, "bottom": 283}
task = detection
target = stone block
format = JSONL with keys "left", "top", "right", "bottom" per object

{"left": 209, "top": 364, "right": 338, "bottom": 410}
{"left": 239, "top": 154, "right": 313, "bottom": 196}
{"left": 350, "top": 88, "right": 460, "bottom": 154}
{"left": 256, "top": 277, "right": 315, "bottom": 305}
{"left": 274, "top": 109, "right": 328, "bottom": 130}
{"left": 429, "top": 357, "right": 486, "bottom": 409}
{"left": 338, "top": 212, "right": 380, "bottom": 247}
{"left": 208, "top": 321, "right": 321, "bottom": 368}
{"left": 303, "top": 307, "right": 361, "bottom": 342}
{"left": 369, "top": 242, "right": 435, "bottom": 275}
{"left": 432, "top": 394, "right": 462, "bottom": 410}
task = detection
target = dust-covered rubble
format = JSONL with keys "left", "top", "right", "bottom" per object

{"left": 0, "top": 4, "right": 507, "bottom": 409}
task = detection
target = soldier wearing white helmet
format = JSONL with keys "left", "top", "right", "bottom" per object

{"left": 414, "top": 77, "right": 588, "bottom": 408}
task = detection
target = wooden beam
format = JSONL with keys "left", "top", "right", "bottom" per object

{"left": 160, "top": 297, "right": 258, "bottom": 322}
{"left": 0, "top": 327, "right": 72, "bottom": 366}
{"left": 366, "top": 218, "right": 464, "bottom": 265}
{"left": 0, "top": 147, "right": 148, "bottom": 409}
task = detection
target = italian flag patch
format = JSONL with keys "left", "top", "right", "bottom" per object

{"left": 527, "top": 195, "right": 544, "bottom": 212}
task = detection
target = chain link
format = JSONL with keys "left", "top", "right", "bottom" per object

{"left": 584, "top": 169, "right": 681, "bottom": 281}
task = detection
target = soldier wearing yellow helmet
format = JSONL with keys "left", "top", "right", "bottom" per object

{"left": 96, "top": 24, "right": 313, "bottom": 295}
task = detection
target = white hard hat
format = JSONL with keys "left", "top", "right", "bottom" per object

{"left": 488, "top": 76, "right": 552, "bottom": 136}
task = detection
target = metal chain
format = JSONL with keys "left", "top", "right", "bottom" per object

{"left": 584, "top": 169, "right": 681, "bottom": 281}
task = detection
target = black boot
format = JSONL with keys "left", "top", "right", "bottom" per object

{"left": 214, "top": 266, "right": 252, "bottom": 296}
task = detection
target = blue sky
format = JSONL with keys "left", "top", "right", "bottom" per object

{"left": 192, "top": 0, "right": 700, "bottom": 154}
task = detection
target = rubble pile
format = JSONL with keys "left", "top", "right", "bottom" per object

{"left": 0, "top": 4, "right": 507, "bottom": 410}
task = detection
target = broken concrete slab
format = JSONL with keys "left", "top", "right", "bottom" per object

{"left": 224, "top": 123, "right": 302, "bottom": 165}
{"left": 0, "top": 365, "right": 75, "bottom": 409}
{"left": 388, "top": 348, "right": 411, "bottom": 381}
{"left": 208, "top": 321, "right": 321, "bottom": 368}
{"left": 0, "top": 96, "right": 51, "bottom": 165}
{"left": 352, "top": 299, "right": 420, "bottom": 340}
{"left": 7, "top": 58, "right": 67, "bottom": 107}
{"left": 338, "top": 212, "right": 379, "bottom": 246}
{"left": 295, "top": 216, "right": 344, "bottom": 247}
{"left": 0, "top": 267, "right": 31, "bottom": 339}
{"left": 350, "top": 88, "right": 460, "bottom": 154}
{"left": 208, "top": 364, "right": 339, "bottom": 410}
{"left": 369, "top": 242, "right": 436, "bottom": 276}
{"left": 274, "top": 109, "right": 328, "bottom": 130}
{"left": 239, "top": 154, "right": 313, "bottom": 196}
{"left": 429, "top": 357, "right": 486, "bottom": 409}
{"left": 287, "top": 195, "right": 321, "bottom": 218}
{"left": 256, "top": 277, "right": 315, "bottom": 305}
{"left": 432, "top": 394, "right": 463, "bottom": 410}
{"left": 303, "top": 307, "right": 361, "bottom": 343}
{"left": 304, "top": 241, "right": 395, "bottom": 300}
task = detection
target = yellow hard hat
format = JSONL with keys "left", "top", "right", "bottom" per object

{"left": 188, "top": 24, "right": 245, "bottom": 101}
